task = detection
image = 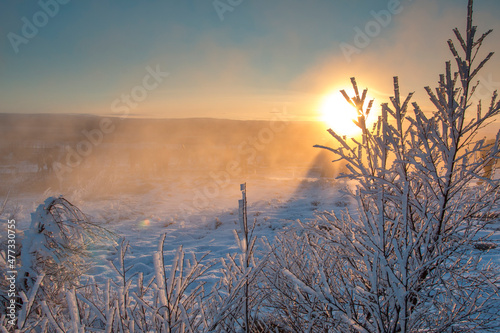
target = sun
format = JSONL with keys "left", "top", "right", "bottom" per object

{"left": 320, "top": 91, "right": 374, "bottom": 138}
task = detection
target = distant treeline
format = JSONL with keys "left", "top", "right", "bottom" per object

{"left": 0, "top": 114, "right": 338, "bottom": 176}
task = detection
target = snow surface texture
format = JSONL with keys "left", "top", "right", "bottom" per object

{"left": 6, "top": 176, "right": 352, "bottom": 285}
{"left": 0, "top": 173, "right": 367, "bottom": 331}
{"left": 2, "top": 172, "right": 498, "bottom": 331}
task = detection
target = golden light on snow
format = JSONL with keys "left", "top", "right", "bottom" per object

{"left": 320, "top": 91, "right": 375, "bottom": 138}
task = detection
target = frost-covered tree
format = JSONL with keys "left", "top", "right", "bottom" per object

{"left": 19, "top": 196, "right": 115, "bottom": 299}
{"left": 205, "top": 186, "right": 269, "bottom": 332}
{"left": 0, "top": 196, "right": 116, "bottom": 331}
{"left": 269, "top": 1, "right": 500, "bottom": 332}
{"left": 204, "top": 227, "right": 268, "bottom": 332}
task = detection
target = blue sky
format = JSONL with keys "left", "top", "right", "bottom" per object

{"left": 1, "top": 0, "right": 499, "bottom": 120}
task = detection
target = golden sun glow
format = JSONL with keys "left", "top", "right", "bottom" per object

{"left": 320, "top": 91, "right": 375, "bottom": 138}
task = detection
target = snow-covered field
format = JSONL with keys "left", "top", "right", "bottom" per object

{"left": 3, "top": 168, "right": 357, "bottom": 285}
{"left": 5, "top": 166, "right": 500, "bottom": 288}
{"left": 2, "top": 139, "right": 500, "bottom": 331}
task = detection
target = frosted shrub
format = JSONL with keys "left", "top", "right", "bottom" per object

{"left": 269, "top": 1, "right": 500, "bottom": 332}
{"left": 261, "top": 226, "right": 340, "bottom": 331}
{"left": 205, "top": 221, "right": 267, "bottom": 332}
{"left": 149, "top": 234, "right": 212, "bottom": 332}
{"left": 19, "top": 196, "right": 114, "bottom": 296}
{"left": 0, "top": 196, "right": 115, "bottom": 331}
{"left": 1, "top": 194, "right": 265, "bottom": 332}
